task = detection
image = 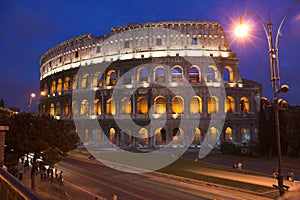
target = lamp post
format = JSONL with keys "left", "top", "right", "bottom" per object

{"left": 235, "top": 1, "right": 299, "bottom": 196}
{"left": 29, "top": 92, "right": 36, "bottom": 113}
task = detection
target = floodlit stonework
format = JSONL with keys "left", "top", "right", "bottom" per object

{"left": 39, "top": 21, "right": 262, "bottom": 148}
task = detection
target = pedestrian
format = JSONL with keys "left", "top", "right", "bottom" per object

{"left": 50, "top": 168, "right": 54, "bottom": 183}
{"left": 24, "top": 159, "right": 29, "bottom": 173}
{"left": 18, "top": 161, "right": 24, "bottom": 181}
{"left": 55, "top": 168, "right": 59, "bottom": 181}
{"left": 58, "top": 171, "right": 63, "bottom": 185}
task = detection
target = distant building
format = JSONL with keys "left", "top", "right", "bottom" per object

{"left": 8, "top": 107, "right": 20, "bottom": 114}
{"left": 39, "top": 21, "right": 262, "bottom": 148}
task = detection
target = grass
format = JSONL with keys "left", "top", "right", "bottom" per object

{"left": 157, "top": 158, "right": 274, "bottom": 193}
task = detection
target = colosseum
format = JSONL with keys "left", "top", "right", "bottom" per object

{"left": 39, "top": 21, "right": 262, "bottom": 150}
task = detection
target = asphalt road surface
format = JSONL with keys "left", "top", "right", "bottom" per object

{"left": 58, "top": 156, "right": 272, "bottom": 200}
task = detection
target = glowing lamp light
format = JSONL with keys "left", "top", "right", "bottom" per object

{"left": 235, "top": 23, "right": 249, "bottom": 38}
{"left": 30, "top": 92, "right": 36, "bottom": 98}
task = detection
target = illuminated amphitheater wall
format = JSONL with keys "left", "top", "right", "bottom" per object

{"left": 39, "top": 21, "right": 262, "bottom": 148}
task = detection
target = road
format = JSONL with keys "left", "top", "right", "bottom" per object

{"left": 58, "top": 155, "right": 272, "bottom": 200}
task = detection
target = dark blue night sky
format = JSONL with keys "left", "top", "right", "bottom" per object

{"left": 0, "top": 0, "right": 299, "bottom": 112}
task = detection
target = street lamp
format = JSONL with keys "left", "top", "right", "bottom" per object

{"left": 29, "top": 92, "right": 36, "bottom": 113}
{"left": 235, "top": 1, "right": 299, "bottom": 196}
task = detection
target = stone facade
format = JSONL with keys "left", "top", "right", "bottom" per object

{"left": 39, "top": 21, "right": 262, "bottom": 149}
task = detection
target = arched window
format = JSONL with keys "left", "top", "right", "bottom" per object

{"left": 109, "top": 128, "right": 116, "bottom": 144}
{"left": 241, "top": 128, "right": 250, "bottom": 143}
{"left": 240, "top": 96, "right": 250, "bottom": 113}
{"left": 225, "top": 127, "right": 232, "bottom": 141}
{"left": 106, "top": 98, "right": 116, "bottom": 115}
{"left": 80, "top": 100, "right": 88, "bottom": 115}
{"left": 138, "top": 128, "right": 149, "bottom": 146}
{"left": 92, "top": 72, "right": 102, "bottom": 87}
{"left": 172, "top": 128, "right": 184, "bottom": 146}
{"left": 64, "top": 77, "right": 70, "bottom": 91}
{"left": 51, "top": 81, "right": 56, "bottom": 93}
{"left": 172, "top": 96, "right": 184, "bottom": 114}
{"left": 138, "top": 67, "right": 148, "bottom": 83}
{"left": 192, "top": 128, "right": 202, "bottom": 145}
{"left": 208, "top": 127, "right": 218, "bottom": 142}
{"left": 56, "top": 102, "right": 61, "bottom": 116}
{"left": 106, "top": 70, "right": 117, "bottom": 86}
{"left": 154, "top": 96, "right": 166, "bottom": 114}
{"left": 206, "top": 66, "right": 218, "bottom": 82}
{"left": 81, "top": 73, "right": 90, "bottom": 89}
{"left": 72, "top": 101, "right": 78, "bottom": 116}
{"left": 172, "top": 66, "right": 183, "bottom": 82}
{"left": 121, "top": 97, "right": 132, "bottom": 114}
{"left": 93, "top": 99, "right": 101, "bottom": 115}
{"left": 84, "top": 128, "right": 89, "bottom": 145}
{"left": 154, "top": 67, "right": 166, "bottom": 83}
{"left": 189, "top": 66, "right": 201, "bottom": 83}
{"left": 208, "top": 96, "right": 219, "bottom": 114}
{"left": 155, "top": 128, "right": 166, "bottom": 145}
{"left": 123, "top": 71, "right": 132, "bottom": 85}
{"left": 190, "top": 96, "right": 202, "bottom": 114}
{"left": 225, "top": 96, "right": 235, "bottom": 113}
{"left": 63, "top": 102, "right": 69, "bottom": 117}
{"left": 72, "top": 75, "right": 78, "bottom": 90}
{"left": 42, "top": 84, "right": 47, "bottom": 96}
{"left": 224, "top": 66, "right": 234, "bottom": 83}
{"left": 50, "top": 103, "right": 55, "bottom": 116}
{"left": 137, "top": 96, "right": 148, "bottom": 114}
{"left": 57, "top": 79, "right": 62, "bottom": 92}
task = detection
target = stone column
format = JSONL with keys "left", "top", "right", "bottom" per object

{"left": 0, "top": 126, "right": 9, "bottom": 168}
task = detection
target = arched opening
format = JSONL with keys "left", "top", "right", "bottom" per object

{"left": 225, "top": 127, "right": 232, "bottom": 141}
{"left": 137, "top": 67, "right": 148, "bottom": 83}
{"left": 224, "top": 66, "right": 234, "bottom": 83}
{"left": 241, "top": 128, "right": 251, "bottom": 143}
{"left": 93, "top": 72, "right": 102, "bottom": 87}
{"left": 138, "top": 128, "right": 149, "bottom": 146}
{"left": 42, "top": 84, "right": 48, "bottom": 96}
{"left": 93, "top": 99, "right": 101, "bottom": 115}
{"left": 57, "top": 79, "right": 62, "bottom": 92}
{"left": 189, "top": 66, "right": 201, "bottom": 83}
{"left": 155, "top": 128, "right": 166, "bottom": 145}
{"left": 109, "top": 128, "right": 116, "bottom": 144}
{"left": 64, "top": 77, "right": 70, "bottom": 91}
{"left": 84, "top": 128, "right": 89, "bottom": 145}
{"left": 106, "top": 70, "right": 117, "bottom": 86}
{"left": 208, "top": 127, "right": 219, "bottom": 144}
{"left": 63, "top": 101, "right": 69, "bottom": 117}
{"left": 172, "top": 128, "right": 184, "bottom": 146}
{"left": 154, "top": 66, "right": 166, "bottom": 83}
{"left": 51, "top": 80, "right": 56, "bottom": 93}
{"left": 206, "top": 66, "right": 218, "bottom": 82}
{"left": 123, "top": 70, "right": 132, "bottom": 85}
{"left": 240, "top": 96, "right": 250, "bottom": 113}
{"left": 80, "top": 100, "right": 88, "bottom": 115}
{"left": 120, "top": 129, "right": 132, "bottom": 147}
{"left": 190, "top": 96, "right": 202, "bottom": 114}
{"left": 225, "top": 96, "right": 235, "bottom": 113}
{"left": 154, "top": 96, "right": 166, "bottom": 114}
{"left": 50, "top": 103, "right": 55, "bottom": 116}
{"left": 72, "top": 75, "right": 78, "bottom": 90}
{"left": 192, "top": 128, "right": 202, "bottom": 145}
{"left": 171, "top": 66, "right": 183, "bottom": 82}
{"left": 72, "top": 101, "right": 78, "bottom": 116}
{"left": 208, "top": 96, "right": 219, "bottom": 114}
{"left": 81, "top": 73, "right": 90, "bottom": 89}
{"left": 121, "top": 97, "right": 132, "bottom": 114}
{"left": 106, "top": 98, "right": 116, "bottom": 115}
{"left": 137, "top": 96, "right": 148, "bottom": 114}
{"left": 172, "top": 96, "right": 184, "bottom": 114}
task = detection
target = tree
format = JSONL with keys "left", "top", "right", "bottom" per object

{"left": 4, "top": 113, "right": 78, "bottom": 189}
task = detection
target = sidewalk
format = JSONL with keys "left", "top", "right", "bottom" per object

{"left": 18, "top": 166, "right": 99, "bottom": 200}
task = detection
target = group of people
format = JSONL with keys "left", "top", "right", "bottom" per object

{"left": 40, "top": 166, "right": 64, "bottom": 184}
{"left": 15, "top": 158, "right": 63, "bottom": 185}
